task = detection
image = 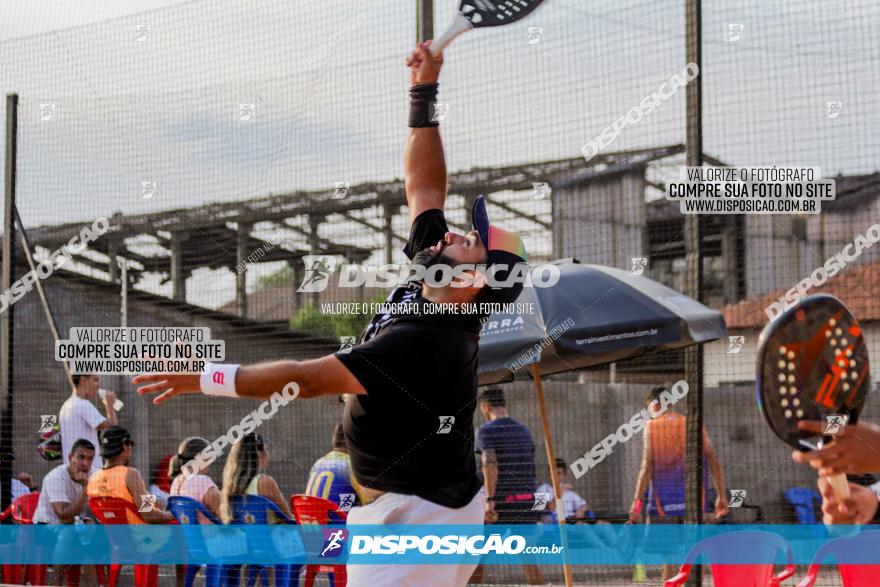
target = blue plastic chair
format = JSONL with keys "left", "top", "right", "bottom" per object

{"left": 784, "top": 487, "right": 825, "bottom": 540}
{"left": 167, "top": 496, "right": 228, "bottom": 587}
{"left": 784, "top": 487, "right": 821, "bottom": 525}
{"left": 228, "top": 495, "right": 302, "bottom": 587}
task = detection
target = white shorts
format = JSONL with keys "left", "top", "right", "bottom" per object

{"left": 346, "top": 488, "right": 486, "bottom": 587}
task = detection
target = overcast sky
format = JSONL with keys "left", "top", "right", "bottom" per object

{"left": 1, "top": 0, "right": 877, "bottom": 307}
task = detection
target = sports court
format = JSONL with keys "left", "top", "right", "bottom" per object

{"left": 1, "top": 1, "right": 879, "bottom": 585}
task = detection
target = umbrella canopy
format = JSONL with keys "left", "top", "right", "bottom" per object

{"left": 477, "top": 261, "right": 727, "bottom": 384}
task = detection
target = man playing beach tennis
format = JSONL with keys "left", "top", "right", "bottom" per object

{"left": 133, "top": 41, "right": 528, "bottom": 587}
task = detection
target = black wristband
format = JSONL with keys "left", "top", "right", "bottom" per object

{"left": 409, "top": 83, "right": 440, "bottom": 128}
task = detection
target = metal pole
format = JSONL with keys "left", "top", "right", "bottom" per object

{"left": 417, "top": 0, "right": 434, "bottom": 43}
{"left": 13, "top": 207, "right": 75, "bottom": 393}
{"left": 530, "top": 364, "right": 573, "bottom": 587}
{"left": 684, "top": 0, "right": 704, "bottom": 585}
{"left": 120, "top": 258, "right": 128, "bottom": 328}
{"left": 1, "top": 94, "right": 18, "bottom": 514}
{"left": 118, "top": 258, "right": 127, "bottom": 435}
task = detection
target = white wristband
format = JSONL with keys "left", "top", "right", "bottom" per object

{"left": 200, "top": 362, "right": 241, "bottom": 397}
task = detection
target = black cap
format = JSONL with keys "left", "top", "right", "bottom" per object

{"left": 99, "top": 426, "right": 133, "bottom": 458}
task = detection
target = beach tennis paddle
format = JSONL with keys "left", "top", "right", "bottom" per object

{"left": 430, "top": 0, "right": 546, "bottom": 57}
{"left": 756, "top": 294, "right": 871, "bottom": 500}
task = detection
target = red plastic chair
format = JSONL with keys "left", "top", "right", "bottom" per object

{"left": 61, "top": 565, "right": 108, "bottom": 587}
{"left": 290, "top": 495, "right": 347, "bottom": 587}
{"left": 1, "top": 493, "right": 47, "bottom": 585}
{"left": 89, "top": 496, "right": 173, "bottom": 587}
{"left": 797, "top": 530, "right": 880, "bottom": 586}
{"left": 666, "top": 531, "right": 795, "bottom": 587}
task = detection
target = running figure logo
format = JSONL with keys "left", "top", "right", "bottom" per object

{"left": 531, "top": 492, "right": 551, "bottom": 511}
{"left": 297, "top": 256, "right": 337, "bottom": 293}
{"left": 238, "top": 104, "right": 255, "bottom": 121}
{"left": 338, "top": 336, "right": 356, "bottom": 354}
{"left": 824, "top": 414, "right": 848, "bottom": 435}
{"left": 39, "top": 415, "right": 58, "bottom": 433}
{"left": 728, "top": 489, "right": 747, "bottom": 508}
{"left": 725, "top": 23, "right": 744, "bottom": 42}
{"left": 727, "top": 335, "right": 745, "bottom": 354}
{"left": 320, "top": 528, "right": 348, "bottom": 558}
{"left": 526, "top": 27, "right": 544, "bottom": 45}
{"left": 138, "top": 494, "right": 156, "bottom": 513}
{"left": 825, "top": 101, "right": 843, "bottom": 119}
{"left": 39, "top": 104, "right": 56, "bottom": 121}
{"left": 332, "top": 182, "right": 350, "bottom": 200}
{"left": 436, "top": 416, "right": 455, "bottom": 434}
{"left": 630, "top": 257, "right": 648, "bottom": 276}
{"left": 134, "top": 24, "right": 151, "bottom": 42}
{"left": 338, "top": 493, "right": 355, "bottom": 512}
{"left": 431, "top": 103, "right": 449, "bottom": 122}
{"left": 531, "top": 182, "right": 551, "bottom": 200}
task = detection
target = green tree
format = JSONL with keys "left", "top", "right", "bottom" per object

{"left": 289, "top": 292, "right": 388, "bottom": 340}
{"left": 289, "top": 304, "right": 335, "bottom": 339}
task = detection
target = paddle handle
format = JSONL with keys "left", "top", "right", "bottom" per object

{"left": 828, "top": 473, "right": 850, "bottom": 501}
{"left": 431, "top": 13, "right": 473, "bottom": 56}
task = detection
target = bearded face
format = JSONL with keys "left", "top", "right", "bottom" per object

{"left": 412, "top": 242, "right": 459, "bottom": 272}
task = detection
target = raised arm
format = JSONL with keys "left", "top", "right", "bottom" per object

{"left": 404, "top": 42, "right": 447, "bottom": 225}
{"left": 132, "top": 354, "right": 365, "bottom": 405}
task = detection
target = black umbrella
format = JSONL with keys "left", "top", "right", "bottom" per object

{"left": 479, "top": 261, "right": 726, "bottom": 383}
{"left": 476, "top": 260, "right": 726, "bottom": 586}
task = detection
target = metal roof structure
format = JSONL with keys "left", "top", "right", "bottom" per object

{"left": 18, "top": 145, "right": 701, "bottom": 316}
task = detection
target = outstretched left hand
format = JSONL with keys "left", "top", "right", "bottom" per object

{"left": 131, "top": 373, "right": 201, "bottom": 405}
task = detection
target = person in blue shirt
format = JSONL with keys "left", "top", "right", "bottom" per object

{"left": 305, "top": 423, "right": 365, "bottom": 512}
{"left": 474, "top": 386, "right": 543, "bottom": 585}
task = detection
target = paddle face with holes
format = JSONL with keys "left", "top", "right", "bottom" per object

{"left": 756, "top": 294, "right": 871, "bottom": 452}
{"left": 431, "top": 0, "right": 546, "bottom": 56}
{"left": 458, "top": 0, "right": 545, "bottom": 27}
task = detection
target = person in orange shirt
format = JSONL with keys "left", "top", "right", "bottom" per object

{"left": 628, "top": 385, "right": 728, "bottom": 582}
{"left": 86, "top": 427, "right": 173, "bottom": 524}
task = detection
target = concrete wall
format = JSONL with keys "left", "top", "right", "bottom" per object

{"left": 9, "top": 274, "right": 339, "bottom": 498}
{"left": 553, "top": 171, "right": 647, "bottom": 270}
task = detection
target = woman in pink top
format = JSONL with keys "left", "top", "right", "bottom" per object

{"left": 169, "top": 437, "right": 221, "bottom": 522}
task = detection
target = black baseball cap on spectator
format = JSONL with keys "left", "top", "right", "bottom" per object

{"left": 99, "top": 426, "right": 134, "bottom": 458}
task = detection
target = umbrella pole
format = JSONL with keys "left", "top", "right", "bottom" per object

{"left": 530, "top": 363, "right": 573, "bottom": 587}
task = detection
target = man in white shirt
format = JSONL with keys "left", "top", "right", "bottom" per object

{"left": 59, "top": 375, "right": 118, "bottom": 474}
{"left": 33, "top": 439, "right": 95, "bottom": 525}
{"left": 536, "top": 458, "right": 592, "bottom": 524}
{"left": 33, "top": 439, "right": 96, "bottom": 586}
{"left": 11, "top": 478, "right": 29, "bottom": 500}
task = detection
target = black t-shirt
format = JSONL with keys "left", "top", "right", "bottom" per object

{"left": 335, "top": 209, "right": 483, "bottom": 508}
{"left": 475, "top": 417, "right": 538, "bottom": 496}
